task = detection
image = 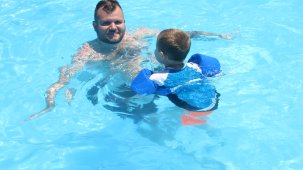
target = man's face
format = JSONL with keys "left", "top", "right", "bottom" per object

{"left": 93, "top": 7, "right": 126, "bottom": 44}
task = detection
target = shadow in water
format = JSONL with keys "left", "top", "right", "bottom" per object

{"left": 86, "top": 78, "right": 158, "bottom": 124}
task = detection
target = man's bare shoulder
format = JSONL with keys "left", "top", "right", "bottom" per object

{"left": 121, "top": 29, "right": 157, "bottom": 49}
{"left": 85, "top": 39, "right": 100, "bottom": 50}
{"left": 73, "top": 39, "right": 105, "bottom": 62}
{"left": 119, "top": 34, "right": 145, "bottom": 51}
{"left": 122, "top": 28, "right": 158, "bottom": 40}
{"left": 131, "top": 28, "right": 159, "bottom": 39}
{"left": 75, "top": 39, "right": 96, "bottom": 52}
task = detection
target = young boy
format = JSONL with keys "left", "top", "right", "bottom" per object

{"left": 130, "top": 29, "right": 222, "bottom": 125}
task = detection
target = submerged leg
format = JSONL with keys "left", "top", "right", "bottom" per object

{"left": 180, "top": 110, "right": 213, "bottom": 126}
{"left": 86, "top": 74, "right": 112, "bottom": 105}
{"left": 86, "top": 86, "right": 99, "bottom": 105}
{"left": 189, "top": 110, "right": 213, "bottom": 117}
{"left": 181, "top": 114, "right": 207, "bottom": 126}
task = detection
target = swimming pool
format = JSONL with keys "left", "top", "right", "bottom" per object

{"left": 1, "top": 0, "right": 303, "bottom": 169}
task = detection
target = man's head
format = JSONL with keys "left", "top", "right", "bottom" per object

{"left": 155, "top": 29, "right": 191, "bottom": 65}
{"left": 93, "top": 0, "right": 126, "bottom": 44}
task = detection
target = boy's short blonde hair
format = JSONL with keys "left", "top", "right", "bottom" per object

{"left": 157, "top": 29, "right": 191, "bottom": 62}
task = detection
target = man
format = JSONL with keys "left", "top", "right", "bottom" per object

{"left": 30, "top": 0, "right": 231, "bottom": 120}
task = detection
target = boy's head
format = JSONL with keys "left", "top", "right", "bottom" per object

{"left": 155, "top": 29, "right": 191, "bottom": 65}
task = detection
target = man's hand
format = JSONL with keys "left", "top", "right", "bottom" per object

{"left": 218, "top": 33, "right": 233, "bottom": 40}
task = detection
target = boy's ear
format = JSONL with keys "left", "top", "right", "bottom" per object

{"left": 159, "top": 50, "right": 167, "bottom": 59}
{"left": 159, "top": 50, "right": 164, "bottom": 56}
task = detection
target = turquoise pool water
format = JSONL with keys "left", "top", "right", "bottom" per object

{"left": 1, "top": 0, "right": 303, "bottom": 169}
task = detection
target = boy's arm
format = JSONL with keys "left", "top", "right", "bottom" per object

{"left": 130, "top": 69, "right": 158, "bottom": 95}
{"left": 188, "top": 53, "right": 222, "bottom": 77}
{"left": 128, "top": 69, "right": 159, "bottom": 108}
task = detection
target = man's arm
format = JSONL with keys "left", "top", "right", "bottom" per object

{"left": 127, "top": 28, "right": 230, "bottom": 78}
{"left": 131, "top": 28, "right": 160, "bottom": 40}
{"left": 131, "top": 28, "right": 232, "bottom": 40}
{"left": 29, "top": 44, "right": 93, "bottom": 120}
{"left": 187, "top": 31, "right": 232, "bottom": 40}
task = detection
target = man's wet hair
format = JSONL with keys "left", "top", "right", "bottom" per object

{"left": 94, "top": 0, "right": 123, "bottom": 21}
